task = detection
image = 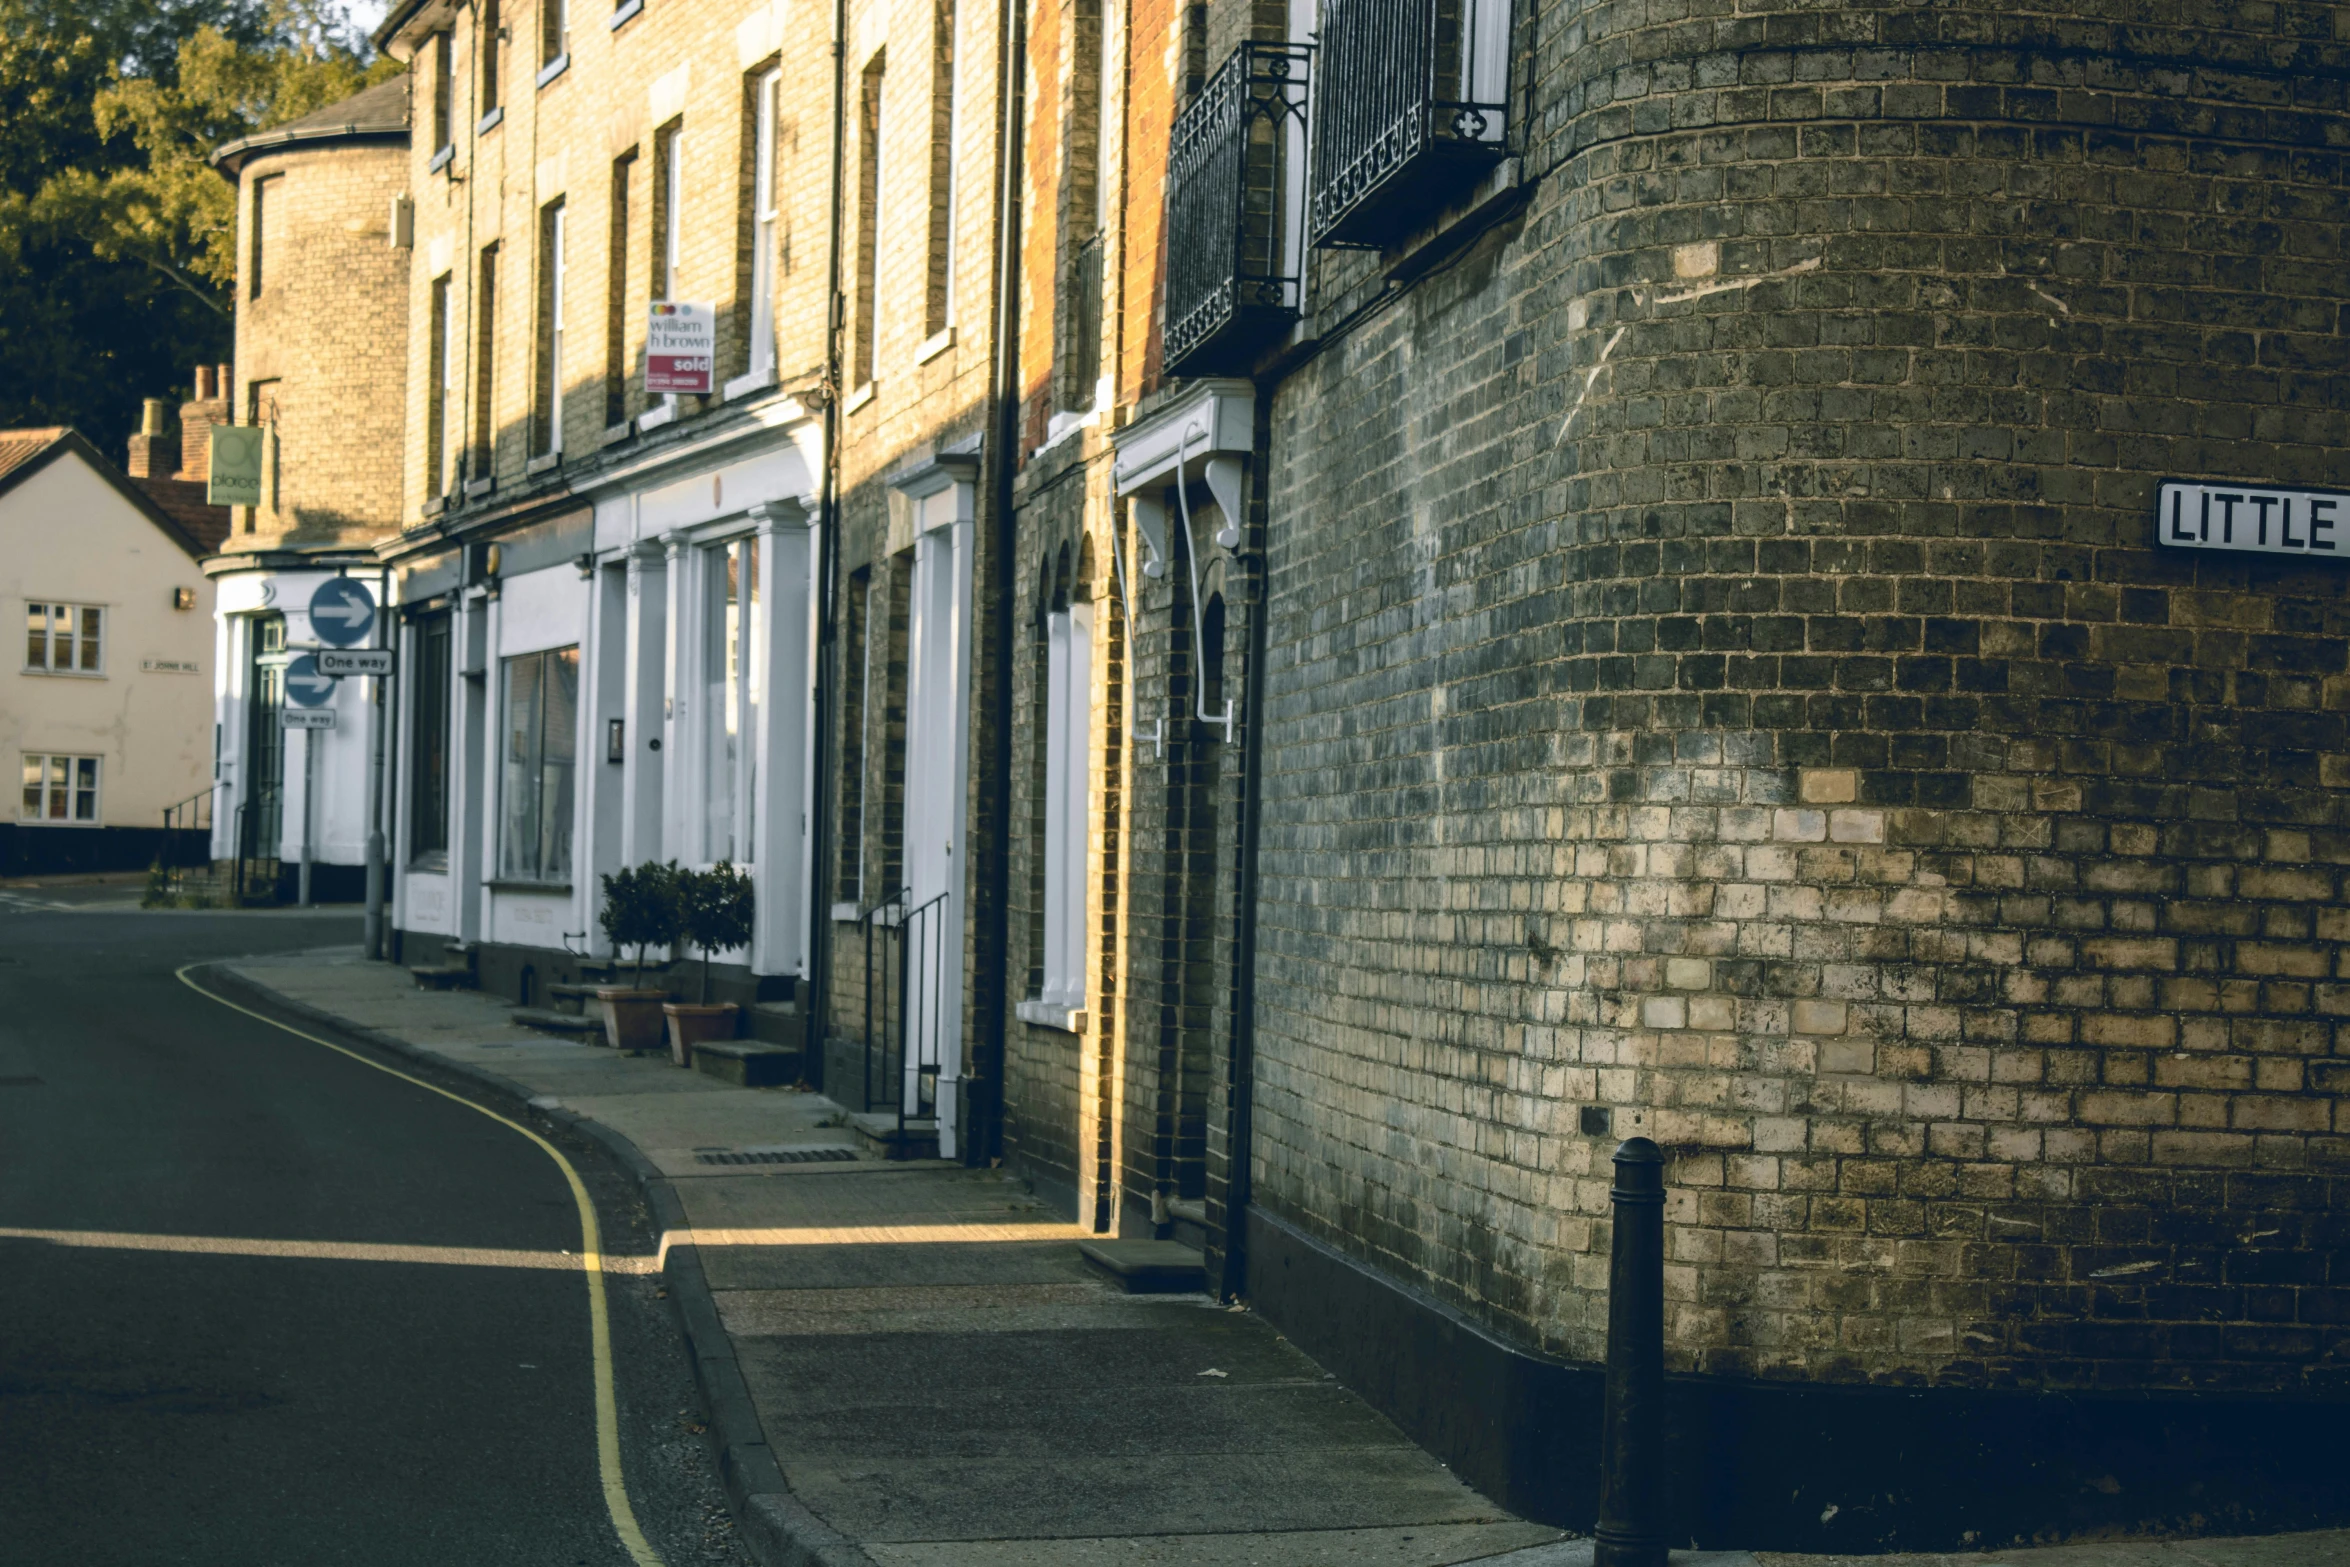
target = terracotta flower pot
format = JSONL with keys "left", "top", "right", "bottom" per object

{"left": 663, "top": 1002, "right": 739, "bottom": 1067}
{"left": 595, "top": 987, "right": 669, "bottom": 1051}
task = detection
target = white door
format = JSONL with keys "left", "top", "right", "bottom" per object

{"left": 900, "top": 509, "right": 972, "bottom": 1154}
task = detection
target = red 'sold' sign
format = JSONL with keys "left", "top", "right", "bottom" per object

{"left": 2157, "top": 479, "right": 2350, "bottom": 558}
{"left": 646, "top": 302, "right": 714, "bottom": 395}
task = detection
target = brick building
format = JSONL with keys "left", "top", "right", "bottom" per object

{"left": 990, "top": 0, "right": 2350, "bottom": 1550}
{"left": 204, "top": 78, "right": 414, "bottom": 901}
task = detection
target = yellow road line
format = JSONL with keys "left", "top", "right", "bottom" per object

{"left": 0, "top": 1227, "right": 667, "bottom": 1273}
{"left": 176, "top": 965, "right": 666, "bottom": 1567}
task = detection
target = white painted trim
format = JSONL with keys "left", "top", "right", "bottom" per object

{"left": 1110, "top": 378, "right": 1254, "bottom": 496}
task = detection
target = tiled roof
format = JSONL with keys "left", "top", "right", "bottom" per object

{"left": 0, "top": 427, "right": 68, "bottom": 484}
{"left": 209, "top": 74, "right": 410, "bottom": 176}
{"left": 132, "top": 476, "right": 234, "bottom": 554}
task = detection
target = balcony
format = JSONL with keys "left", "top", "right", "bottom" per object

{"left": 1162, "top": 41, "right": 1311, "bottom": 379}
{"left": 1307, "top": 0, "right": 1508, "bottom": 248}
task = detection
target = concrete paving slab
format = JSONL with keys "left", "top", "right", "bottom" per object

{"left": 700, "top": 1236, "right": 1101, "bottom": 1289}
{"left": 1748, "top": 1529, "right": 2350, "bottom": 1567}
{"left": 863, "top": 1522, "right": 1567, "bottom": 1567}
{"left": 789, "top": 1447, "right": 1512, "bottom": 1542}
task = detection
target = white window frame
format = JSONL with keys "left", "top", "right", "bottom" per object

{"left": 651, "top": 122, "right": 684, "bottom": 420}
{"left": 497, "top": 645, "right": 581, "bottom": 884}
{"left": 748, "top": 68, "right": 780, "bottom": 380}
{"left": 1039, "top": 601, "right": 1090, "bottom": 1012}
{"left": 540, "top": 201, "right": 567, "bottom": 457}
{"left": 20, "top": 753, "right": 101, "bottom": 825}
{"left": 23, "top": 601, "right": 105, "bottom": 676}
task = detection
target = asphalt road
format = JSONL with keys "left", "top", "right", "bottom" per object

{"left": 0, "top": 909, "right": 755, "bottom": 1567}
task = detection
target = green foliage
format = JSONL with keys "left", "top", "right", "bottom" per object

{"left": 0, "top": 0, "right": 399, "bottom": 454}
{"left": 677, "top": 862, "right": 756, "bottom": 1004}
{"left": 598, "top": 860, "right": 683, "bottom": 986}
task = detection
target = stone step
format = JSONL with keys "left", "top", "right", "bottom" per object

{"left": 545, "top": 981, "right": 601, "bottom": 1014}
{"left": 748, "top": 999, "right": 801, "bottom": 1047}
{"left": 847, "top": 1110, "right": 940, "bottom": 1161}
{"left": 1077, "top": 1239, "right": 1208, "bottom": 1295}
{"left": 510, "top": 1006, "right": 601, "bottom": 1036}
{"left": 408, "top": 964, "right": 472, "bottom": 991}
{"left": 693, "top": 1040, "right": 802, "bottom": 1088}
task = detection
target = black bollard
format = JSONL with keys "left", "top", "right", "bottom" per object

{"left": 1594, "top": 1136, "right": 1668, "bottom": 1567}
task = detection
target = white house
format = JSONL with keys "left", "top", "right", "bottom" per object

{"left": 0, "top": 428, "right": 221, "bottom": 876}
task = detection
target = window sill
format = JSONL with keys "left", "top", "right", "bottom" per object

{"left": 427, "top": 143, "right": 455, "bottom": 175}
{"left": 1039, "top": 403, "right": 1102, "bottom": 454}
{"left": 475, "top": 106, "right": 504, "bottom": 136}
{"left": 723, "top": 366, "right": 776, "bottom": 402}
{"left": 636, "top": 401, "right": 679, "bottom": 433}
{"left": 407, "top": 852, "right": 450, "bottom": 874}
{"left": 525, "top": 451, "right": 562, "bottom": 476}
{"left": 20, "top": 668, "right": 106, "bottom": 679}
{"left": 536, "top": 53, "right": 570, "bottom": 89}
{"left": 844, "top": 381, "right": 876, "bottom": 413}
{"left": 1015, "top": 999, "right": 1086, "bottom": 1034}
{"left": 488, "top": 879, "right": 573, "bottom": 894}
{"left": 422, "top": 494, "right": 449, "bottom": 518}
{"left": 829, "top": 900, "right": 862, "bottom": 923}
{"left": 15, "top": 818, "right": 101, "bottom": 829}
{"left": 916, "top": 326, "right": 955, "bottom": 365}
{"left": 463, "top": 476, "right": 496, "bottom": 501}
{"left": 608, "top": 0, "right": 643, "bottom": 30}
{"left": 602, "top": 420, "right": 636, "bottom": 447}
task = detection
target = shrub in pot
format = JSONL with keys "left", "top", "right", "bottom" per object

{"left": 595, "top": 861, "right": 681, "bottom": 1051}
{"left": 664, "top": 861, "right": 754, "bottom": 1066}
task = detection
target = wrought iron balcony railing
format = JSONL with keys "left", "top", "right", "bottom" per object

{"left": 1163, "top": 41, "right": 1312, "bottom": 378}
{"left": 1307, "top": 0, "right": 1509, "bottom": 248}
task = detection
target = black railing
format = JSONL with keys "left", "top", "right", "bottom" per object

{"left": 1307, "top": 0, "right": 1509, "bottom": 247}
{"left": 233, "top": 786, "right": 282, "bottom": 905}
{"left": 1163, "top": 41, "right": 1311, "bottom": 378}
{"left": 860, "top": 886, "right": 951, "bottom": 1134}
{"left": 151, "top": 786, "right": 217, "bottom": 900}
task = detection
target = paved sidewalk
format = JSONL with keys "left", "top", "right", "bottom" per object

{"left": 223, "top": 947, "right": 1559, "bottom": 1567}
{"left": 222, "top": 947, "right": 2350, "bottom": 1567}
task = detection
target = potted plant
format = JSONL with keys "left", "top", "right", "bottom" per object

{"left": 595, "top": 861, "right": 680, "bottom": 1051}
{"left": 663, "top": 860, "right": 754, "bottom": 1066}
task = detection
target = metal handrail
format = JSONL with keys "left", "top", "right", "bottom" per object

{"left": 858, "top": 885, "right": 952, "bottom": 1136}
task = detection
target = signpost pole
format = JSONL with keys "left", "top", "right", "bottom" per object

{"left": 363, "top": 575, "right": 388, "bottom": 962}
{"left": 298, "top": 726, "right": 315, "bottom": 907}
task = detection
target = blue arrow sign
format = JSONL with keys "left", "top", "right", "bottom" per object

{"left": 308, "top": 577, "right": 376, "bottom": 647}
{"left": 284, "top": 653, "right": 335, "bottom": 707}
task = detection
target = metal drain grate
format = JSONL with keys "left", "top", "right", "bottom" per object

{"left": 694, "top": 1147, "right": 857, "bottom": 1166}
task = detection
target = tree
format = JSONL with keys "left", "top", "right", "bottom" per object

{"left": 0, "top": 0, "right": 398, "bottom": 455}
{"left": 677, "top": 864, "right": 756, "bottom": 1005}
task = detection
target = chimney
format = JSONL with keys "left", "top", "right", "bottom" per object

{"left": 126, "top": 397, "right": 179, "bottom": 480}
{"left": 175, "top": 363, "right": 232, "bottom": 484}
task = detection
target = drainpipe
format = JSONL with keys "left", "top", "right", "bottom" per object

{"left": 1219, "top": 395, "right": 1274, "bottom": 1298}
{"left": 802, "top": 0, "right": 852, "bottom": 1080}
{"left": 968, "top": 0, "right": 1027, "bottom": 1166}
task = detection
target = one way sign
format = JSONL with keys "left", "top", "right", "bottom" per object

{"left": 308, "top": 578, "right": 376, "bottom": 647}
{"left": 318, "top": 648, "right": 393, "bottom": 677}
{"left": 284, "top": 654, "right": 335, "bottom": 707}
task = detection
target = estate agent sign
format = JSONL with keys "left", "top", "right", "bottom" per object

{"left": 2156, "top": 479, "right": 2350, "bottom": 559}
{"left": 646, "top": 302, "right": 715, "bottom": 395}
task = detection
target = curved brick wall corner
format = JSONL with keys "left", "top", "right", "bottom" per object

{"left": 1256, "top": 0, "right": 2350, "bottom": 1399}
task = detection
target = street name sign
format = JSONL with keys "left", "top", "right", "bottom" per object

{"left": 646, "top": 302, "right": 715, "bottom": 394}
{"left": 284, "top": 653, "right": 335, "bottom": 707}
{"left": 308, "top": 577, "right": 377, "bottom": 646}
{"left": 282, "top": 709, "right": 335, "bottom": 730}
{"left": 318, "top": 648, "right": 393, "bottom": 677}
{"left": 207, "top": 424, "right": 265, "bottom": 507}
{"left": 2156, "top": 480, "right": 2350, "bottom": 559}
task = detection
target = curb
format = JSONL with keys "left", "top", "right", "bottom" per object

{"left": 193, "top": 961, "right": 875, "bottom": 1567}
